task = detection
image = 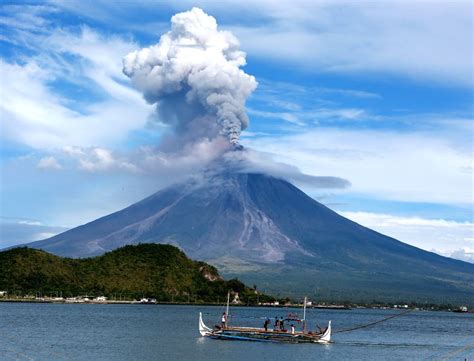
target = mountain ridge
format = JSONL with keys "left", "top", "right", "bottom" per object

{"left": 21, "top": 171, "right": 474, "bottom": 304}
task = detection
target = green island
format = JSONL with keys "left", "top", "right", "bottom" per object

{"left": 0, "top": 244, "right": 275, "bottom": 304}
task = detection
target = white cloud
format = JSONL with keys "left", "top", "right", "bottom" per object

{"left": 0, "top": 4, "right": 56, "bottom": 32}
{"left": 0, "top": 26, "right": 152, "bottom": 149}
{"left": 240, "top": 131, "right": 272, "bottom": 138}
{"left": 47, "top": 1, "right": 473, "bottom": 85}
{"left": 62, "top": 146, "right": 86, "bottom": 157}
{"left": 449, "top": 248, "right": 474, "bottom": 264}
{"left": 242, "top": 127, "right": 473, "bottom": 205}
{"left": 77, "top": 148, "right": 138, "bottom": 173}
{"left": 37, "top": 156, "right": 62, "bottom": 170}
{"left": 226, "top": 1, "right": 473, "bottom": 86}
{"left": 0, "top": 217, "right": 68, "bottom": 248}
{"left": 311, "top": 108, "right": 368, "bottom": 121}
{"left": 18, "top": 220, "right": 43, "bottom": 226}
{"left": 33, "top": 232, "right": 58, "bottom": 240}
{"left": 247, "top": 108, "right": 306, "bottom": 126}
{"left": 248, "top": 105, "right": 371, "bottom": 127}
{"left": 339, "top": 211, "right": 474, "bottom": 263}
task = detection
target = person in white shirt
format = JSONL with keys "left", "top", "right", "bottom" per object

{"left": 221, "top": 312, "right": 227, "bottom": 328}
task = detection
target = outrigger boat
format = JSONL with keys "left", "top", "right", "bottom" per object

{"left": 199, "top": 294, "right": 331, "bottom": 344}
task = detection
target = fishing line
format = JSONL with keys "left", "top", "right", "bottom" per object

{"left": 204, "top": 308, "right": 415, "bottom": 335}
{"left": 439, "top": 338, "right": 474, "bottom": 361}
{"left": 333, "top": 309, "right": 414, "bottom": 334}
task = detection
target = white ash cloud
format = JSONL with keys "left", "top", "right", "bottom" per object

{"left": 202, "top": 147, "right": 351, "bottom": 190}
{"left": 123, "top": 7, "right": 257, "bottom": 147}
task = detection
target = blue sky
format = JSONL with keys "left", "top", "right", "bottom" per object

{"left": 0, "top": 1, "right": 473, "bottom": 262}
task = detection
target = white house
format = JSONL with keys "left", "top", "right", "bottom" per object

{"left": 232, "top": 293, "right": 241, "bottom": 304}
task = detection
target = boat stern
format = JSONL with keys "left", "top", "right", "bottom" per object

{"left": 318, "top": 320, "right": 331, "bottom": 343}
{"left": 199, "top": 312, "right": 213, "bottom": 336}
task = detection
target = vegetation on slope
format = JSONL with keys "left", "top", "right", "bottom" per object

{"left": 0, "top": 244, "right": 273, "bottom": 303}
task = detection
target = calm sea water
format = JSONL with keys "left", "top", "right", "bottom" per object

{"left": 0, "top": 303, "right": 473, "bottom": 360}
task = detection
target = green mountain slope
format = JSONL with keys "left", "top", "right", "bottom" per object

{"left": 0, "top": 244, "right": 267, "bottom": 303}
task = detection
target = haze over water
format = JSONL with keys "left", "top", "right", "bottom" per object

{"left": 1, "top": 303, "right": 472, "bottom": 360}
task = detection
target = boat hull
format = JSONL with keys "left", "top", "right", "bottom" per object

{"left": 211, "top": 330, "right": 327, "bottom": 343}
{"left": 199, "top": 313, "right": 332, "bottom": 344}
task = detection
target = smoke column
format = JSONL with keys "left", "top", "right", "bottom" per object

{"left": 123, "top": 7, "right": 257, "bottom": 147}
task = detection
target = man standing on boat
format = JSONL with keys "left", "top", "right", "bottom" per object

{"left": 221, "top": 312, "right": 227, "bottom": 328}
{"left": 274, "top": 317, "right": 280, "bottom": 331}
{"left": 263, "top": 318, "right": 270, "bottom": 331}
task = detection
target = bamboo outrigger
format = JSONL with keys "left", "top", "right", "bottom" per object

{"left": 199, "top": 295, "right": 331, "bottom": 344}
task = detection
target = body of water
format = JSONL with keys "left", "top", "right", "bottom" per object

{"left": 1, "top": 303, "right": 473, "bottom": 360}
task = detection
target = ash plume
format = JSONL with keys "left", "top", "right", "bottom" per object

{"left": 123, "top": 7, "right": 257, "bottom": 148}
{"left": 121, "top": 8, "right": 350, "bottom": 191}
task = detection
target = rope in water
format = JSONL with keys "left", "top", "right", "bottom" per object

{"left": 440, "top": 338, "right": 474, "bottom": 361}
{"left": 333, "top": 309, "right": 414, "bottom": 333}
{"left": 205, "top": 309, "right": 415, "bottom": 334}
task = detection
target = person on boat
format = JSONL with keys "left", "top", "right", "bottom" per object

{"left": 221, "top": 312, "right": 227, "bottom": 328}
{"left": 274, "top": 317, "right": 280, "bottom": 331}
{"left": 290, "top": 324, "right": 295, "bottom": 334}
{"left": 279, "top": 317, "right": 285, "bottom": 331}
{"left": 263, "top": 318, "right": 270, "bottom": 331}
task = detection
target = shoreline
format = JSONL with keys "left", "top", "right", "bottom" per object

{"left": 0, "top": 298, "right": 348, "bottom": 307}
{"left": 1, "top": 298, "right": 471, "bottom": 313}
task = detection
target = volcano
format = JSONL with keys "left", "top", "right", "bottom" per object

{"left": 25, "top": 172, "right": 474, "bottom": 304}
